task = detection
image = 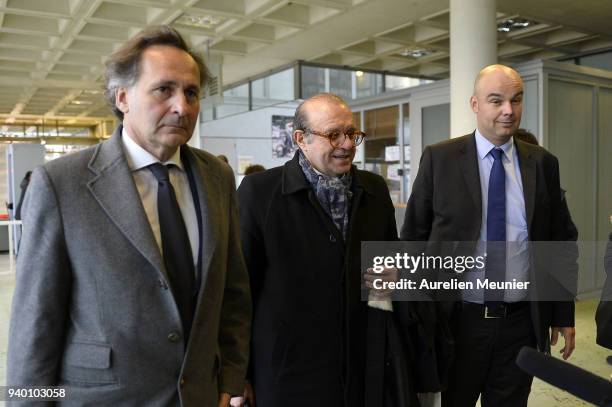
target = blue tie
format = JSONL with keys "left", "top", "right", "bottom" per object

{"left": 486, "top": 148, "right": 506, "bottom": 306}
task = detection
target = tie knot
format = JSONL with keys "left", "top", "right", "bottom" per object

{"left": 490, "top": 148, "right": 504, "bottom": 161}
{"left": 149, "top": 163, "right": 170, "bottom": 182}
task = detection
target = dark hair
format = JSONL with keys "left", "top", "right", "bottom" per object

{"left": 104, "top": 25, "right": 210, "bottom": 120}
{"left": 514, "top": 128, "right": 539, "bottom": 146}
{"left": 244, "top": 164, "right": 266, "bottom": 175}
{"left": 293, "top": 93, "right": 349, "bottom": 136}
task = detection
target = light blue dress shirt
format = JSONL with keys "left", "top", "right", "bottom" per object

{"left": 462, "top": 129, "right": 530, "bottom": 303}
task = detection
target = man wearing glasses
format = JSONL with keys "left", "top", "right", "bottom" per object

{"left": 234, "top": 93, "right": 403, "bottom": 406}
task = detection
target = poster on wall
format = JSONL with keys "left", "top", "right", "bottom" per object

{"left": 237, "top": 155, "right": 254, "bottom": 174}
{"left": 271, "top": 115, "right": 297, "bottom": 158}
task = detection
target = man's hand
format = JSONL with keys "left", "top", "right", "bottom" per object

{"left": 218, "top": 392, "right": 231, "bottom": 407}
{"left": 363, "top": 267, "right": 398, "bottom": 297}
{"left": 551, "top": 326, "right": 576, "bottom": 360}
{"left": 229, "top": 383, "right": 255, "bottom": 407}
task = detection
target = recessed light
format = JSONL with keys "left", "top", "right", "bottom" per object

{"left": 175, "top": 13, "right": 226, "bottom": 29}
{"left": 497, "top": 18, "right": 536, "bottom": 33}
{"left": 400, "top": 48, "right": 434, "bottom": 58}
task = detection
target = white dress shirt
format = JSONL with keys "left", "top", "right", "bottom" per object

{"left": 121, "top": 128, "right": 199, "bottom": 266}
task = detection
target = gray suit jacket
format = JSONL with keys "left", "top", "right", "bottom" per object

{"left": 7, "top": 127, "right": 251, "bottom": 406}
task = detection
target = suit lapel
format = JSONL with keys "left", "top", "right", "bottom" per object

{"left": 182, "top": 146, "right": 220, "bottom": 293}
{"left": 86, "top": 127, "right": 165, "bottom": 278}
{"left": 459, "top": 133, "right": 483, "bottom": 216}
{"left": 515, "top": 141, "right": 536, "bottom": 233}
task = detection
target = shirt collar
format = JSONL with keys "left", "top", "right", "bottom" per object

{"left": 474, "top": 128, "right": 514, "bottom": 162}
{"left": 121, "top": 127, "right": 183, "bottom": 172}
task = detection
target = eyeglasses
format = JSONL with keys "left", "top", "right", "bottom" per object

{"left": 303, "top": 128, "right": 366, "bottom": 147}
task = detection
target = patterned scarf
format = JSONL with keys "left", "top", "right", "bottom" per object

{"left": 298, "top": 149, "right": 353, "bottom": 239}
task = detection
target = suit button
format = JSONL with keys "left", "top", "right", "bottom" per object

{"left": 158, "top": 279, "right": 168, "bottom": 290}
{"left": 180, "top": 377, "right": 186, "bottom": 388}
{"left": 168, "top": 332, "right": 181, "bottom": 343}
{"left": 329, "top": 234, "right": 336, "bottom": 242}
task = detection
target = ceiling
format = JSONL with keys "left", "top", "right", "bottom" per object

{"left": 0, "top": 0, "right": 610, "bottom": 131}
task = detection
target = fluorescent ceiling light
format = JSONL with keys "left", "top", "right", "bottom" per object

{"left": 176, "top": 13, "right": 226, "bottom": 29}
{"left": 497, "top": 18, "right": 537, "bottom": 33}
{"left": 400, "top": 48, "right": 435, "bottom": 58}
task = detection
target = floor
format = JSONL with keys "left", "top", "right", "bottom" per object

{"left": 0, "top": 256, "right": 609, "bottom": 406}
{"left": 528, "top": 299, "right": 609, "bottom": 406}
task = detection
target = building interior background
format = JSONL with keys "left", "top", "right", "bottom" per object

{"left": 0, "top": 1, "right": 610, "bottom": 405}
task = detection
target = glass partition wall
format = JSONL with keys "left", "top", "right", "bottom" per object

{"left": 201, "top": 61, "right": 430, "bottom": 122}
{"left": 364, "top": 106, "right": 399, "bottom": 202}
{"left": 252, "top": 68, "right": 295, "bottom": 109}
{"left": 359, "top": 104, "right": 410, "bottom": 205}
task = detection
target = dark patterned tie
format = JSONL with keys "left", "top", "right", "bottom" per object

{"left": 486, "top": 148, "right": 506, "bottom": 307}
{"left": 149, "top": 163, "right": 195, "bottom": 340}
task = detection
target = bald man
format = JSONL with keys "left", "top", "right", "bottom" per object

{"left": 401, "top": 65, "right": 576, "bottom": 406}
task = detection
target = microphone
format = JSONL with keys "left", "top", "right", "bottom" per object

{"left": 516, "top": 346, "right": 612, "bottom": 406}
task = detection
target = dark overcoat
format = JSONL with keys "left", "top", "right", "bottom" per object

{"left": 237, "top": 152, "right": 400, "bottom": 407}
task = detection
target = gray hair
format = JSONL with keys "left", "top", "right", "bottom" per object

{"left": 104, "top": 25, "right": 209, "bottom": 120}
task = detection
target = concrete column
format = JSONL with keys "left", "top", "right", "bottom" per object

{"left": 450, "top": 0, "right": 497, "bottom": 137}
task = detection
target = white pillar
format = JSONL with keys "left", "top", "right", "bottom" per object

{"left": 450, "top": 0, "right": 497, "bottom": 137}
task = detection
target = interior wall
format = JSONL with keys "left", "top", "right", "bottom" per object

{"left": 547, "top": 78, "right": 600, "bottom": 296}
{"left": 422, "top": 103, "right": 450, "bottom": 148}
{"left": 521, "top": 77, "right": 539, "bottom": 139}
{"left": 199, "top": 102, "right": 300, "bottom": 182}
{"left": 597, "top": 87, "right": 612, "bottom": 287}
